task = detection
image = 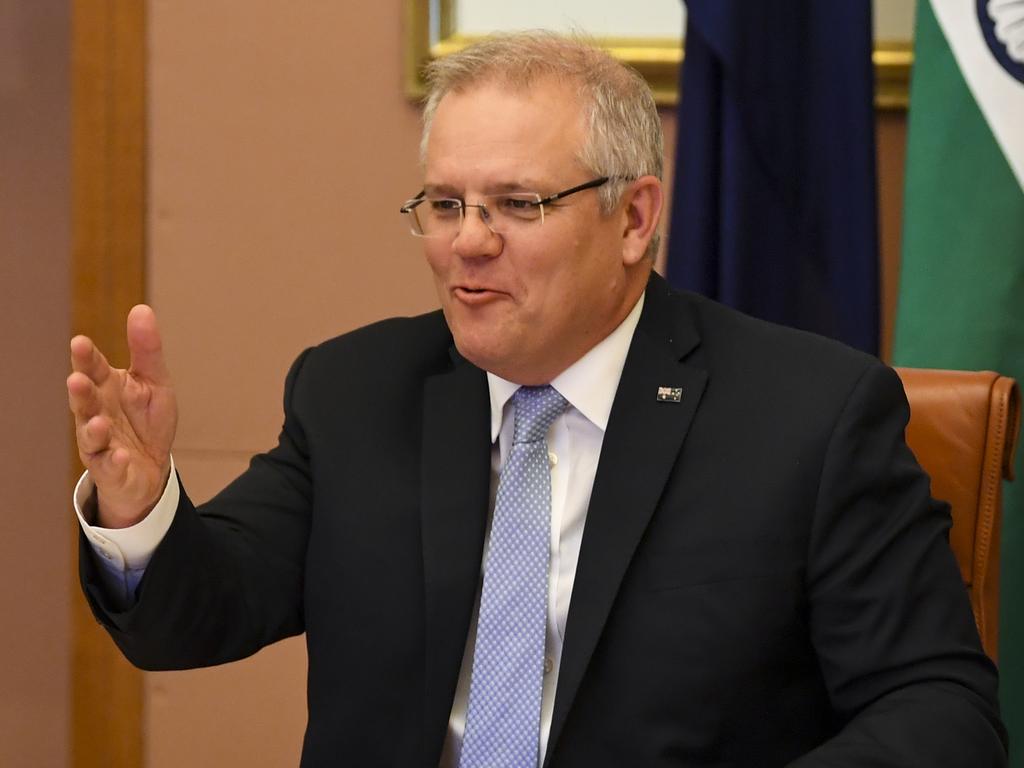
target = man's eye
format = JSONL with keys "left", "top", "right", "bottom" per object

{"left": 429, "top": 199, "right": 462, "bottom": 215}
{"left": 495, "top": 197, "right": 541, "bottom": 217}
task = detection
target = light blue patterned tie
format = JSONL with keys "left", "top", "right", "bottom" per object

{"left": 459, "top": 385, "right": 569, "bottom": 768}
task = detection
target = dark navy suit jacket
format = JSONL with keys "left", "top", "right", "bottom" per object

{"left": 81, "top": 274, "right": 1007, "bottom": 766}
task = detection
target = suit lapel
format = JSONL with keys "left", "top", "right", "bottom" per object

{"left": 420, "top": 354, "right": 491, "bottom": 761}
{"left": 546, "top": 276, "right": 708, "bottom": 761}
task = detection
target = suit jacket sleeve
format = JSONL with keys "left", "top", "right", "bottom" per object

{"left": 79, "top": 347, "right": 315, "bottom": 670}
{"left": 790, "top": 362, "right": 1007, "bottom": 766}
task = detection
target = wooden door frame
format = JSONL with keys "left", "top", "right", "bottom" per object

{"left": 70, "top": 1, "right": 147, "bottom": 765}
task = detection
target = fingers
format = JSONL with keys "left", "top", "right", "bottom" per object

{"left": 67, "top": 370, "right": 102, "bottom": 420}
{"left": 68, "top": 343, "right": 121, "bottom": 463}
{"left": 71, "top": 305, "right": 172, "bottom": 387}
{"left": 126, "top": 304, "right": 172, "bottom": 385}
{"left": 76, "top": 414, "right": 113, "bottom": 455}
{"left": 69, "top": 335, "right": 112, "bottom": 385}
{"left": 82, "top": 441, "right": 130, "bottom": 489}
{"left": 73, "top": 411, "right": 132, "bottom": 490}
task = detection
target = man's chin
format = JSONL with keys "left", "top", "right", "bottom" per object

{"left": 451, "top": 335, "right": 504, "bottom": 372}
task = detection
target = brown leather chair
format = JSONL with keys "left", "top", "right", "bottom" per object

{"left": 895, "top": 368, "right": 1021, "bottom": 660}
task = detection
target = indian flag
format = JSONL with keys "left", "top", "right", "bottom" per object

{"left": 894, "top": 0, "right": 1024, "bottom": 744}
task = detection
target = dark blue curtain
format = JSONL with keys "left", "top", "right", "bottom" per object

{"left": 666, "top": 1, "right": 880, "bottom": 355}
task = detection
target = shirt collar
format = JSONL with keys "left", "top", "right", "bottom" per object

{"left": 486, "top": 293, "right": 645, "bottom": 442}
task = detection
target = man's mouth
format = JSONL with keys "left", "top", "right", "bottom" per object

{"left": 453, "top": 286, "right": 505, "bottom": 304}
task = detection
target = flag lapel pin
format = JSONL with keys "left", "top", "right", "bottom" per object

{"left": 656, "top": 386, "right": 683, "bottom": 403}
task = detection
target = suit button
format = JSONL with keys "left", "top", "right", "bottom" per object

{"left": 544, "top": 656, "right": 554, "bottom": 674}
{"left": 548, "top": 452, "right": 557, "bottom": 467}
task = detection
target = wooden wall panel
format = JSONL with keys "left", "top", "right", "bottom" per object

{"left": 70, "top": 1, "right": 146, "bottom": 766}
{"left": 877, "top": 111, "right": 909, "bottom": 361}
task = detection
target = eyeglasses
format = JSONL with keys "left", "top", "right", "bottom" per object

{"left": 399, "top": 176, "right": 612, "bottom": 239}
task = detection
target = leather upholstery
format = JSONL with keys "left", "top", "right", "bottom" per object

{"left": 896, "top": 368, "right": 1021, "bottom": 660}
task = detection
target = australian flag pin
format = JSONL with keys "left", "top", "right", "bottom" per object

{"left": 656, "top": 386, "right": 683, "bottom": 403}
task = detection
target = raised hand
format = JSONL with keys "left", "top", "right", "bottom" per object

{"left": 67, "top": 305, "right": 179, "bottom": 528}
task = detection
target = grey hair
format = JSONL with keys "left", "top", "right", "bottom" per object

{"left": 420, "top": 31, "right": 663, "bottom": 258}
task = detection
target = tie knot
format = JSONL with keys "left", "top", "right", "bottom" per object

{"left": 512, "top": 385, "right": 569, "bottom": 445}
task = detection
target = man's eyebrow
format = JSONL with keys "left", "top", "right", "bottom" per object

{"left": 485, "top": 180, "right": 546, "bottom": 194}
{"left": 423, "top": 182, "right": 460, "bottom": 197}
{"left": 422, "top": 179, "right": 548, "bottom": 197}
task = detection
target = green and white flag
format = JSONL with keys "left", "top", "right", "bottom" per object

{"left": 894, "top": 0, "right": 1024, "bottom": 745}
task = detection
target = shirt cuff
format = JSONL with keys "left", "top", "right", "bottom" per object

{"left": 74, "top": 455, "right": 180, "bottom": 572}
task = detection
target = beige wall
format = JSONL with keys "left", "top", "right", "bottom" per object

{"left": 142, "top": 3, "right": 904, "bottom": 765}
{"left": 145, "top": 1, "right": 431, "bottom": 764}
{"left": 0, "top": 0, "right": 71, "bottom": 765}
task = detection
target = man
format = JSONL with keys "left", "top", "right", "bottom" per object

{"left": 68, "top": 33, "right": 1006, "bottom": 767}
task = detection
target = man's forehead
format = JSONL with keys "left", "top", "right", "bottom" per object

{"left": 424, "top": 80, "right": 588, "bottom": 186}
{"left": 423, "top": 155, "right": 585, "bottom": 196}
{"left": 430, "top": 77, "right": 586, "bottom": 134}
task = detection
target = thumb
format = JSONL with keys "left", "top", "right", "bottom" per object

{"left": 126, "top": 304, "right": 171, "bottom": 384}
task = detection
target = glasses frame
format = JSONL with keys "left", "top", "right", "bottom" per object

{"left": 399, "top": 176, "right": 612, "bottom": 239}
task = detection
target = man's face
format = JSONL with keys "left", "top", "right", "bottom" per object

{"left": 421, "top": 80, "right": 641, "bottom": 385}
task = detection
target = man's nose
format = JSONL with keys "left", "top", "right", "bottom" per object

{"left": 452, "top": 204, "right": 502, "bottom": 258}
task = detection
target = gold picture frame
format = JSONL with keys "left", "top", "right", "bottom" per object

{"left": 403, "top": 1, "right": 912, "bottom": 110}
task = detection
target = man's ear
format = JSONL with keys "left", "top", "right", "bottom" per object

{"left": 620, "top": 176, "right": 663, "bottom": 265}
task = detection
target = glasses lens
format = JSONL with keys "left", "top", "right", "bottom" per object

{"left": 484, "top": 194, "right": 543, "bottom": 230}
{"left": 407, "top": 198, "right": 461, "bottom": 238}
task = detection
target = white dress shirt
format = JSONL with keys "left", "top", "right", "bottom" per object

{"left": 75, "top": 294, "right": 644, "bottom": 767}
{"left": 441, "top": 294, "right": 643, "bottom": 768}
{"left": 75, "top": 455, "right": 179, "bottom": 608}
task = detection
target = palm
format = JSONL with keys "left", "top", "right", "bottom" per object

{"left": 68, "top": 305, "right": 178, "bottom": 527}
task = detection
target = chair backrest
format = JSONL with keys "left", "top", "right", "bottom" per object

{"left": 895, "top": 367, "right": 1021, "bottom": 660}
